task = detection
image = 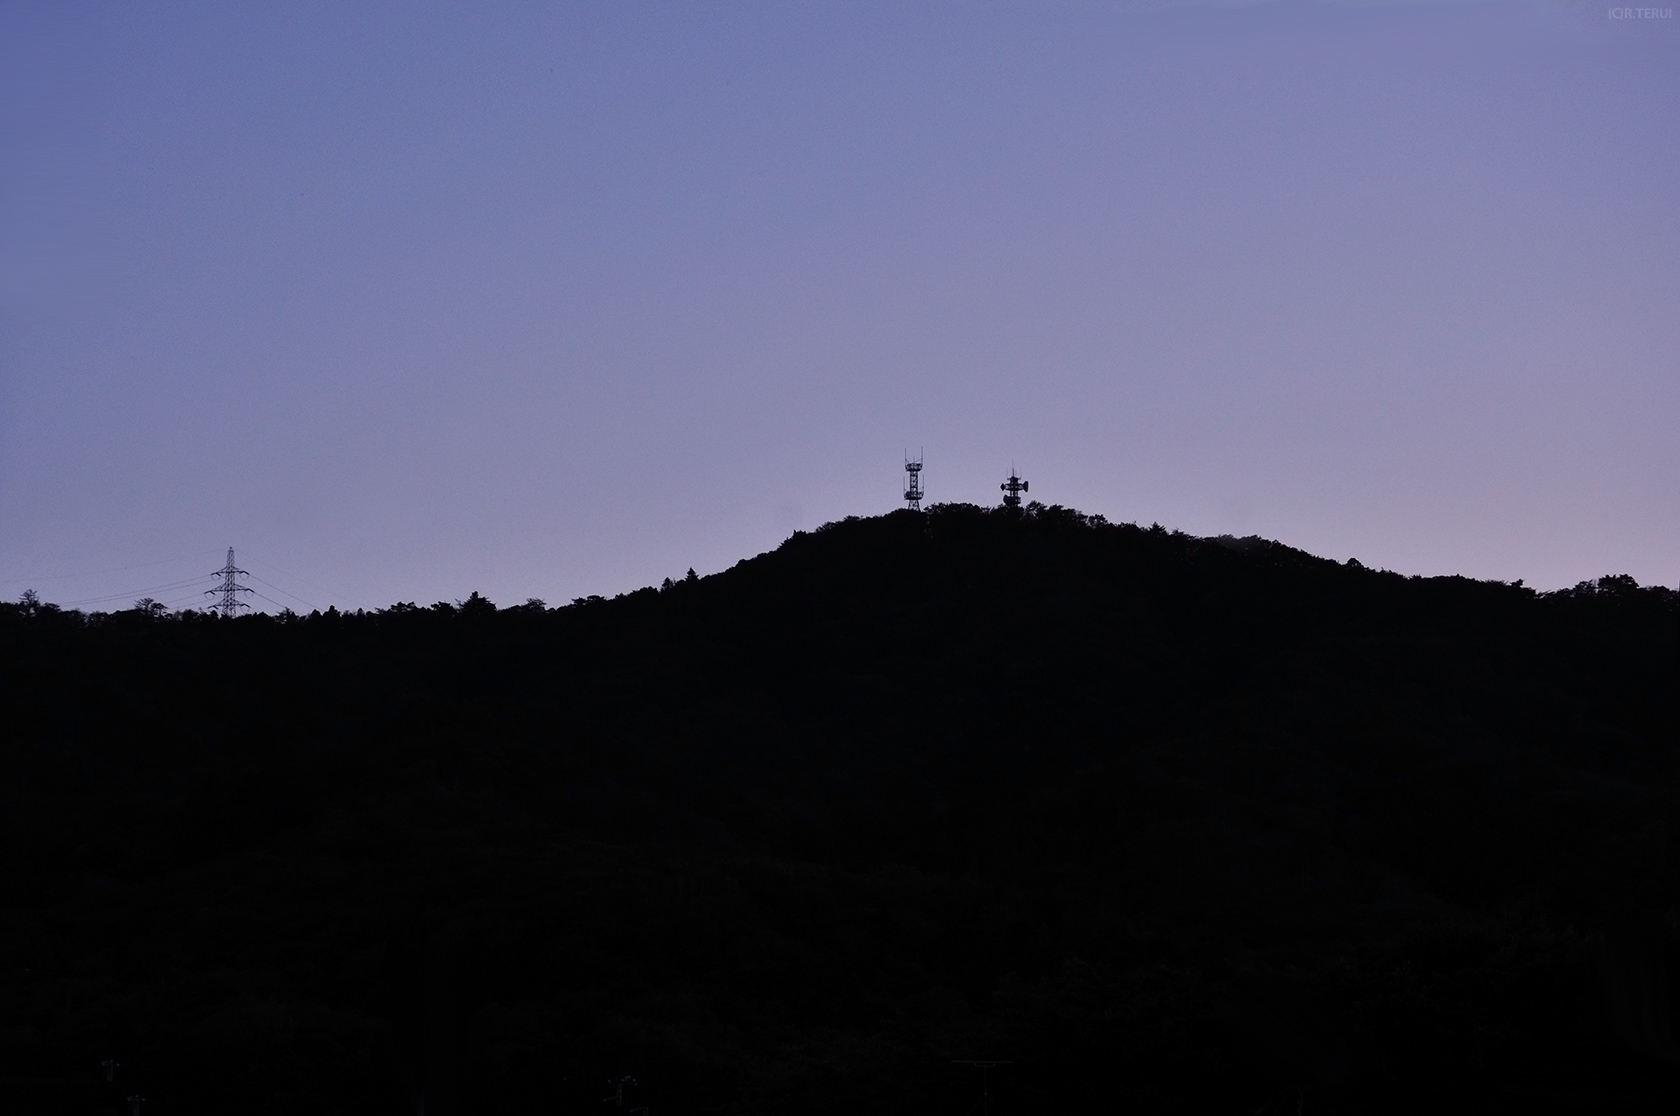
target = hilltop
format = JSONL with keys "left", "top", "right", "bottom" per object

{"left": 2, "top": 503, "right": 1676, "bottom": 1114}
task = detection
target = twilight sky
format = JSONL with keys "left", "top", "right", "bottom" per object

{"left": 3, "top": 1, "right": 1676, "bottom": 613}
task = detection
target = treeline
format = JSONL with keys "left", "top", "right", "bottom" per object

{"left": 1, "top": 503, "right": 1676, "bottom": 1114}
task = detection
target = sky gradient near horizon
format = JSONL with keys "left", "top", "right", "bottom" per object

{"left": 3, "top": 1, "right": 1676, "bottom": 612}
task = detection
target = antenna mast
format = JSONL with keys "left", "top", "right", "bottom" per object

{"left": 1000, "top": 467, "right": 1028, "bottom": 510}
{"left": 904, "top": 452, "right": 926, "bottom": 511}
{"left": 953, "top": 1060, "right": 1013, "bottom": 1116}
{"left": 206, "top": 548, "right": 253, "bottom": 617}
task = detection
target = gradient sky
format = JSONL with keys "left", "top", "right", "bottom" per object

{"left": 3, "top": 1, "right": 1676, "bottom": 613}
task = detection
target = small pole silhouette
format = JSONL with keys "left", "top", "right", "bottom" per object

{"left": 126, "top": 1096, "right": 144, "bottom": 1116}
{"left": 101, "top": 1059, "right": 119, "bottom": 1082}
{"left": 1000, "top": 468, "right": 1027, "bottom": 509}
{"left": 953, "top": 1060, "right": 1012, "bottom": 1116}
{"left": 603, "top": 1075, "right": 637, "bottom": 1107}
{"left": 206, "top": 547, "right": 253, "bottom": 617}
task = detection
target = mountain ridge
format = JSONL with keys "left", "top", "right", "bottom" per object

{"left": 2, "top": 503, "right": 1675, "bottom": 1113}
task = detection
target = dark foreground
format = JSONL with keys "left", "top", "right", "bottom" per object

{"left": 2, "top": 505, "right": 1676, "bottom": 1113}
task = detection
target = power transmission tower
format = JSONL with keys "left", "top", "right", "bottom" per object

{"left": 206, "top": 548, "right": 253, "bottom": 617}
{"left": 1000, "top": 467, "right": 1028, "bottom": 509}
{"left": 904, "top": 452, "right": 926, "bottom": 511}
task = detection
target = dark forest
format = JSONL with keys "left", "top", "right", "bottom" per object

{"left": 2, "top": 503, "right": 1676, "bottom": 1114}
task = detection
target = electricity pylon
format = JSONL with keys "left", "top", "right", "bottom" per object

{"left": 206, "top": 548, "right": 253, "bottom": 617}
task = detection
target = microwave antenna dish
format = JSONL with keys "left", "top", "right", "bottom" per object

{"left": 1000, "top": 467, "right": 1028, "bottom": 510}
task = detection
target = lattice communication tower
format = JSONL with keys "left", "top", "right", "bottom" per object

{"left": 207, "top": 547, "right": 253, "bottom": 617}
{"left": 903, "top": 452, "right": 926, "bottom": 511}
{"left": 1000, "top": 467, "right": 1028, "bottom": 509}
{"left": 952, "top": 1061, "right": 1013, "bottom": 1116}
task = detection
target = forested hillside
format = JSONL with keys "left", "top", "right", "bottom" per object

{"left": 2, "top": 503, "right": 1676, "bottom": 1114}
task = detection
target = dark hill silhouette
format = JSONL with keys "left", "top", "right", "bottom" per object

{"left": 1, "top": 503, "right": 1676, "bottom": 1114}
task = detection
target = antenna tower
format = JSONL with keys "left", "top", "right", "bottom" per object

{"left": 1000, "top": 467, "right": 1028, "bottom": 510}
{"left": 603, "top": 1076, "right": 639, "bottom": 1108}
{"left": 904, "top": 452, "right": 926, "bottom": 511}
{"left": 952, "top": 1060, "right": 1013, "bottom": 1116}
{"left": 206, "top": 548, "right": 253, "bottom": 617}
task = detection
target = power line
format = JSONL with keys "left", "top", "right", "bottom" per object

{"left": 17, "top": 549, "right": 351, "bottom": 615}
{"left": 243, "top": 573, "right": 318, "bottom": 612}
{"left": 59, "top": 576, "right": 213, "bottom": 608}
{"left": 247, "top": 589, "right": 296, "bottom": 612}
{"left": 239, "top": 555, "right": 357, "bottom": 606}
{"left": 0, "top": 550, "right": 221, "bottom": 586}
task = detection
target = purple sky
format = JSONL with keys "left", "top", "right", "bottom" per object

{"left": 3, "top": 1, "right": 1676, "bottom": 613}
